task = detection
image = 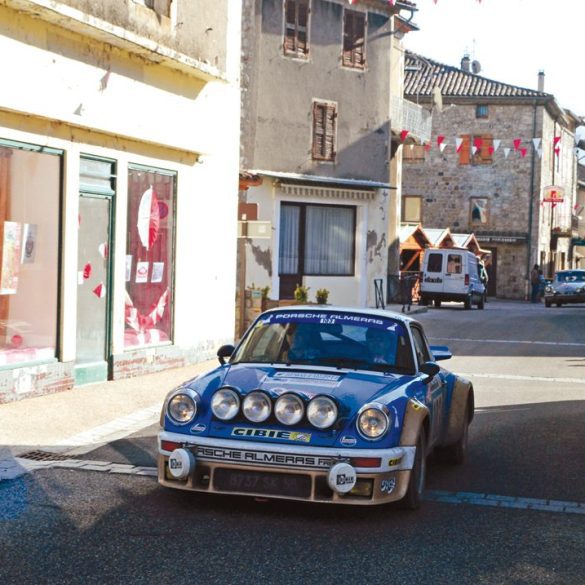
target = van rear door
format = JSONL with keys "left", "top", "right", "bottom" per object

{"left": 443, "top": 252, "right": 466, "bottom": 294}
{"left": 422, "top": 251, "right": 445, "bottom": 294}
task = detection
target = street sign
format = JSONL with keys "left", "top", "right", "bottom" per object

{"left": 542, "top": 185, "right": 564, "bottom": 203}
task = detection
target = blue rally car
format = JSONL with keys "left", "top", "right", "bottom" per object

{"left": 158, "top": 306, "right": 474, "bottom": 508}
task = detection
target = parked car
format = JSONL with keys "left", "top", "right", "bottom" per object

{"left": 544, "top": 269, "right": 585, "bottom": 307}
{"left": 419, "top": 248, "right": 485, "bottom": 309}
{"left": 158, "top": 306, "right": 474, "bottom": 508}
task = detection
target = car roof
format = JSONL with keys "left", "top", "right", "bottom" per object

{"left": 261, "top": 305, "right": 419, "bottom": 326}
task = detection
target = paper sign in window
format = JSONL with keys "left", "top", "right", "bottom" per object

{"left": 135, "top": 261, "right": 149, "bottom": 283}
{"left": 151, "top": 262, "right": 164, "bottom": 283}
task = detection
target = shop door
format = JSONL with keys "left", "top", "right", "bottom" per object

{"left": 485, "top": 248, "right": 497, "bottom": 297}
{"left": 75, "top": 195, "right": 112, "bottom": 384}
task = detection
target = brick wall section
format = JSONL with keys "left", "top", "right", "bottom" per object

{"left": 0, "top": 362, "right": 74, "bottom": 404}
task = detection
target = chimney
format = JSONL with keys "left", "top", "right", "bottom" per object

{"left": 461, "top": 54, "right": 470, "bottom": 72}
{"left": 538, "top": 70, "right": 545, "bottom": 92}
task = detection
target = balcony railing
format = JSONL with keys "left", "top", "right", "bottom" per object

{"left": 391, "top": 97, "right": 432, "bottom": 144}
{"left": 552, "top": 214, "right": 579, "bottom": 238}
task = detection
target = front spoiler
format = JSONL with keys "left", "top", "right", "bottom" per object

{"left": 157, "top": 431, "right": 416, "bottom": 505}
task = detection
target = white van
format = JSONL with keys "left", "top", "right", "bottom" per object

{"left": 419, "top": 248, "right": 485, "bottom": 309}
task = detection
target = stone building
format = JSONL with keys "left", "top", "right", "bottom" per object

{"left": 402, "top": 52, "right": 583, "bottom": 299}
{"left": 0, "top": 0, "right": 242, "bottom": 402}
{"left": 237, "top": 0, "right": 420, "bottom": 334}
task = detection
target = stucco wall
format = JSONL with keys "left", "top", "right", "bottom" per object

{"left": 242, "top": 0, "right": 392, "bottom": 183}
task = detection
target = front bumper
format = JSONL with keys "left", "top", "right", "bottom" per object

{"left": 545, "top": 292, "right": 585, "bottom": 304}
{"left": 158, "top": 431, "right": 416, "bottom": 505}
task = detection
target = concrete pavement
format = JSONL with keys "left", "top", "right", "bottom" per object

{"left": 0, "top": 359, "right": 217, "bottom": 481}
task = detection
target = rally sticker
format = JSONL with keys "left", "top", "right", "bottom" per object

{"left": 381, "top": 478, "right": 396, "bottom": 494}
{"left": 232, "top": 427, "right": 311, "bottom": 442}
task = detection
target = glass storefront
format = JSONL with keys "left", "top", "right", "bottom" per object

{"left": 0, "top": 143, "right": 60, "bottom": 365}
{"left": 124, "top": 166, "right": 175, "bottom": 348}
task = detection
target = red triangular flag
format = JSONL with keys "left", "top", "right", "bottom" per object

{"left": 554, "top": 147, "right": 560, "bottom": 157}
{"left": 553, "top": 136, "right": 561, "bottom": 146}
{"left": 488, "top": 146, "right": 495, "bottom": 155}
{"left": 437, "top": 135, "right": 445, "bottom": 146}
{"left": 520, "top": 148, "right": 527, "bottom": 158}
{"left": 400, "top": 130, "right": 409, "bottom": 142}
{"left": 473, "top": 137, "right": 483, "bottom": 150}
{"left": 93, "top": 283, "right": 105, "bottom": 298}
{"left": 83, "top": 263, "right": 92, "bottom": 280}
{"left": 513, "top": 139, "right": 522, "bottom": 151}
{"left": 424, "top": 143, "right": 431, "bottom": 151}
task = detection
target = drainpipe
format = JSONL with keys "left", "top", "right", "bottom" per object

{"left": 526, "top": 100, "right": 537, "bottom": 297}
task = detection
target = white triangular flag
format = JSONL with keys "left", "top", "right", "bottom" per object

{"left": 472, "top": 146, "right": 478, "bottom": 155}
{"left": 493, "top": 139, "right": 501, "bottom": 152}
{"left": 439, "top": 143, "right": 447, "bottom": 152}
{"left": 537, "top": 148, "right": 543, "bottom": 158}
{"left": 455, "top": 137, "right": 463, "bottom": 152}
{"left": 532, "top": 138, "right": 541, "bottom": 150}
{"left": 503, "top": 148, "right": 511, "bottom": 159}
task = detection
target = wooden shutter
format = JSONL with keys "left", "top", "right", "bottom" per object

{"left": 479, "top": 134, "right": 493, "bottom": 164}
{"left": 284, "top": 0, "right": 309, "bottom": 57}
{"left": 458, "top": 135, "right": 471, "bottom": 165}
{"left": 343, "top": 10, "right": 366, "bottom": 68}
{"left": 312, "top": 102, "right": 336, "bottom": 161}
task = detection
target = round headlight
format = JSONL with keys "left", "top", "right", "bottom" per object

{"left": 357, "top": 404, "right": 389, "bottom": 440}
{"left": 545, "top": 286, "right": 552, "bottom": 293}
{"left": 168, "top": 392, "right": 197, "bottom": 424}
{"left": 211, "top": 388, "right": 240, "bottom": 421}
{"left": 243, "top": 391, "right": 272, "bottom": 423}
{"left": 275, "top": 394, "right": 305, "bottom": 426}
{"left": 307, "top": 396, "right": 338, "bottom": 429}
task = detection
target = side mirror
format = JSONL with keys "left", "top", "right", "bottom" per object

{"left": 419, "top": 361, "right": 440, "bottom": 384}
{"left": 429, "top": 345, "right": 452, "bottom": 361}
{"left": 217, "top": 344, "right": 235, "bottom": 365}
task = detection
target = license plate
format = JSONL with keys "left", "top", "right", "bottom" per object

{"left": 213, "top": 468, "right": 311, "bottom": 498}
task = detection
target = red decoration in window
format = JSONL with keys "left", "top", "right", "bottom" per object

{"left": 93, "top": 283, "right": 105, "bottom": 298}
{"left": 137, "top": 187, "right": 160, "bottom": 250}
{"left": 83, "top": 263, "right": 92, "bottom": 279}
{"left": 400, "top": 130, "right": 409, "bottom": 142}
{"left": 553, "top": 136, "right": 561, "bottom": 146}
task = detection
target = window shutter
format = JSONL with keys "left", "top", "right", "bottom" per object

{"left": 297, "top": 1, "right": 309, "bottom": 55}
{"left": 459, "top": 135, "right": 470, "bottom": 165}
{"left": 312, "top": 102, "right": 336, "bottom": 161}
{"left": 343, "top": 11, "right": 365, "bottom": 68}
{"left": 480, "top": 134, "right": 493, "bottom": 163}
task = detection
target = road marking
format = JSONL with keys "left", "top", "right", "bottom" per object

{"left": 2, "top": 461, "right": 584, "bottom": 517}
{"left": 425, "top": 490, "right": 585, "bottom": 515}
{"left": 457, "top": 372, "right": 585, "bottom": 385}
{"left": 429, "top": 336, "right": 585, "bottom": 347}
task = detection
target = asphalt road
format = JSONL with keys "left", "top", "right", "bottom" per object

{"left": 1, "top": 300, "right": 584, "bottom": 585}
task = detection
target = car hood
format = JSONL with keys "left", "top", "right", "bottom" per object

{"left": 551, "top": 282, "right": 584, "bottom": 293}
{"left": 219, "top": 363, "right": 409, "bottom": 407}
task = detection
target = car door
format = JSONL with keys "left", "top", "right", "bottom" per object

{"left": 421, "top": 251, "right": 445, "bottom": 295}
{"left": 443, "top": 252, "right": 465, "bottom": 296}
{"left": 411, "top": 324, "right": 447, "bottom": 447}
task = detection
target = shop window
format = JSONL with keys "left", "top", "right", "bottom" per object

{"left": 125, "top": 166, "right": 175, "bottom": 348}
{"left": 279, "top": 203, "right": 355, "bottom": 276}
{"left": 0, "top": 142, "right": 61, "bottom": 365}
{"left": 470, "top": 197, "right": 489, "bottom": 227}
{"left": 402, "top": 196, "right": 422, "bottom": 223}
{"left": 284, "top": 0, "right": 310, "bottom": 58}
{"left": 312, "top": 101, "right": 337, "bottom": 162}
{"left": 343, "top": 9, "right": 366, "bottom": 69}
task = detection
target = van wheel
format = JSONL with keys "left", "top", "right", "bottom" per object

{"left": 545, "top": 300, "right": 551, "bottom": 308}
{"left": 464, "top": 295, "right": 472, "bottom": 310}
{"left": 434, "top": 299, "right": 441, "bottom": 308}
{"left": 419, "top": 296, "right": 429, "bottom": 306}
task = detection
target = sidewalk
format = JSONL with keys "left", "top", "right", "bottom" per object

{"left": 0, "top": 359, "right": 217, "bottom": 478}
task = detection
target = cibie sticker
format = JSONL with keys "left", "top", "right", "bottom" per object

{"left": 340, "top": 436, "right": 357, "bottom": 446}
{"left": 327, "top": 462, "right": 357, "bottom": 494}
{"left": 381, "top": 478, "right": 396, "bottom": 494}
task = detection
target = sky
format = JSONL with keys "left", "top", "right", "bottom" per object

{"left": 403, "top": 0, "right": 584, "bottom": 137}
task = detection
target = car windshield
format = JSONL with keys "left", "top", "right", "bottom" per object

{"left": 556, "top": 271, "right": 585, "bottom": 283}
{"left": 231, "top": 310, "right": 415, "bottom": 374}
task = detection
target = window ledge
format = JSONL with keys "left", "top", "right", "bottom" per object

{"left": 5, "top": 0, "right": 226, "bottom": 82}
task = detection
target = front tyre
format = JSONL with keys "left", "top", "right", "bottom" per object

{"left": 400, "top": 428, "right": 427, "bottom": 510}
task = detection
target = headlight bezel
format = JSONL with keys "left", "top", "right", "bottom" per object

{"left": 242, "top": 390, "right": 272, "bottom": 423}
{"left": 211, "top": 387, "right": 241, "bottom": 421}
{"left": 274, "top": 393, "right": 305, "bottom": 426}
{"left": 356, "top": 402, "right": 391, "bottom": 441}
{"left": 307, "top": 396, "right": 338, "bottom": 429}
{"left": 167, "top": 387, "right": 199, "bottom": 425}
